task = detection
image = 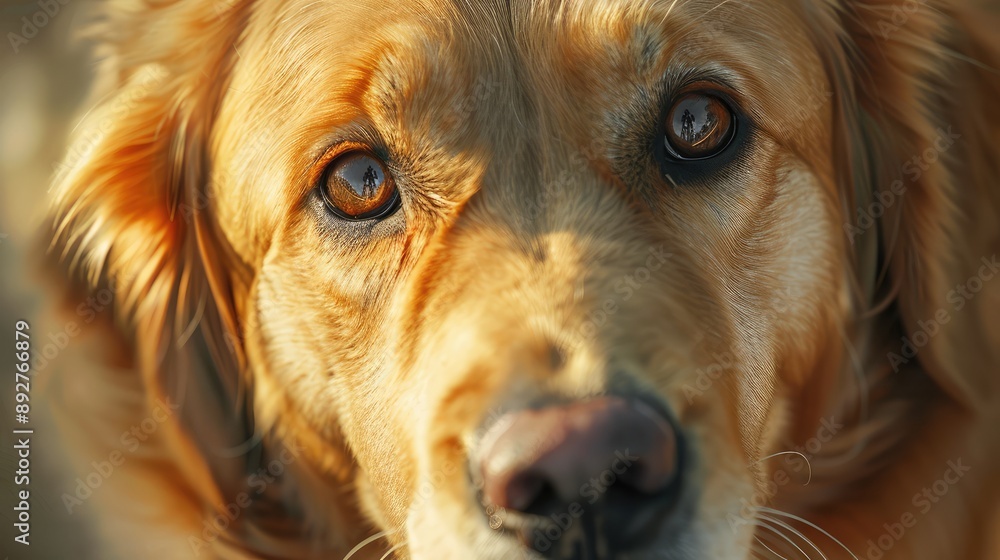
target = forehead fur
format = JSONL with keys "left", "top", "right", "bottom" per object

{"left": 211, "top": 0, "right": 832, "bottom": 261}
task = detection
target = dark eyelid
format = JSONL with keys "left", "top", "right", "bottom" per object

{"left": 309, "top": 140, "right": 374, "bottom": 187}
{"left": 305, "top": 122, "right": 392, "bottom": 187}
{"left": 656, "top": 68, "right": 747, "bottom": 118}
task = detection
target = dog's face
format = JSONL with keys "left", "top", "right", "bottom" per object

{"left": 48, "top": 0, "right": 1000, "bottom": 556}
{"left": 206, "top": 1, "right": 848, "bottom": 557}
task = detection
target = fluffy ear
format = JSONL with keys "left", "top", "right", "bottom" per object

{"left": 48, "top": 0, "right": 255, "bottom": 505}
{"left": 811, "top": 0, "right": 1000, "bottom": 410}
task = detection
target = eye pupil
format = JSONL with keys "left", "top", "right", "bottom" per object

{"left": 322, "top": 152, "right": 399, "bottom": 220}
{"left": 665, "top": 93, "right": 734, "bottom": 160}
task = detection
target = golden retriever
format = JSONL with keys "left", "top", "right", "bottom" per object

{"left": 45, "top": 0, "right": 1000, "bottom": 558}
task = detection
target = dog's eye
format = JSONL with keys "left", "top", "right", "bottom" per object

{"left": 664, "top": 93, "right": 735, "bottom": 160}
{"left": 320, "top": 152, "right": 400, "bottom": 220}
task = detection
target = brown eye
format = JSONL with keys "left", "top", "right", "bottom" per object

{"left": 320, "top": 152, "right": 400, "bottom": 220}
{"left": 664, "top": 92, "right": 735, "bottom": 160}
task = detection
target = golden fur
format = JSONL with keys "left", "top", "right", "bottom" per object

{"left": 45, "top": 0, "right": 1000, "bottom": 558}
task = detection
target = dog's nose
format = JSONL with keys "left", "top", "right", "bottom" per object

{"left": 477, "top": 396, "right": 682, "bottom": 552}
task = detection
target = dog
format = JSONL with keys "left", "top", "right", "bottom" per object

{"left": 44, "top": 0, "right": 1000, "bottom": 558}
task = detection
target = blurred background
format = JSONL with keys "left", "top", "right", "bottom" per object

{"left": 1, "top": 0, "right": 99, "bottom": 557}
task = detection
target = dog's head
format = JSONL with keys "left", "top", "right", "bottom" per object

{"left": 49, "top": 0, "right": 999, "bottom": 558}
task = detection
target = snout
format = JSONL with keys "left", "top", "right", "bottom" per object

{"left": 475, "top": 396, "right": 685, "bottom": 557}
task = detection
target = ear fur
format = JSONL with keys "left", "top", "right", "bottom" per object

{"left": 48, "top": 0, "right": 254, "bottom": 508}
{"left": 47, "top": 4, "right": 377, "bottom": 554}
{"left": 48, "top": 3, "right": 381, "bottom": 555}
{"left": 811, "top": 0, "right": 1000, "bottom": 411}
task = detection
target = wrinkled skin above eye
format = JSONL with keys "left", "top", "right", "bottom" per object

{"left": 322, "top": 152, "right": 398, "bottom": 219}
{"left": 665, "top": 93, "right": 734, "bottom": 160}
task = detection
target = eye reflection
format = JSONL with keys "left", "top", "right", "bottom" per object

{"left": 665, "top": 93, "right": 734, "bottom": 160}
{"left": 322, "top": 152, "right": 398, "bottom": 219}
{"left": 337, "top": 155, "right": 384, "bottom": 197}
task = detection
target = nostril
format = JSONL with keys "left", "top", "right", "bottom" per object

{"left": 505, "top": 471, "right": 548, "bottom": 512}
{"left": 483, "top": 461, "right": 575, "bottom": 515}
{"left": 477, "top": 396, "right": 682, "bottom": 524}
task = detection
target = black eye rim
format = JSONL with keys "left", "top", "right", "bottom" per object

{"left": 661, "top": 91, "right": 738, "bottom": 162}
{"left": 317, "top": 151, "right": 402, "bottom": 221}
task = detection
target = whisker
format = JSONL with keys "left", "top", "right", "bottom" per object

{"left": 379, "top": 541, "right": 407, "bottom": 560}
{"left": 758, "top": 514, "right": 824, "bottom": 560}
{"left": 343, "top": 528, "right": 398, "bottom": 560}
{"left": 756, "top": 507, "right": 860, "bottom": 560}
{"left": 752, "top": 451, "right": 814, "bottom": 485}
{"left": 754, "top": 535, "right": 792, "bottom": 560}
{"left": 756, "top": 518, "right": 812, "bottom": 559}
